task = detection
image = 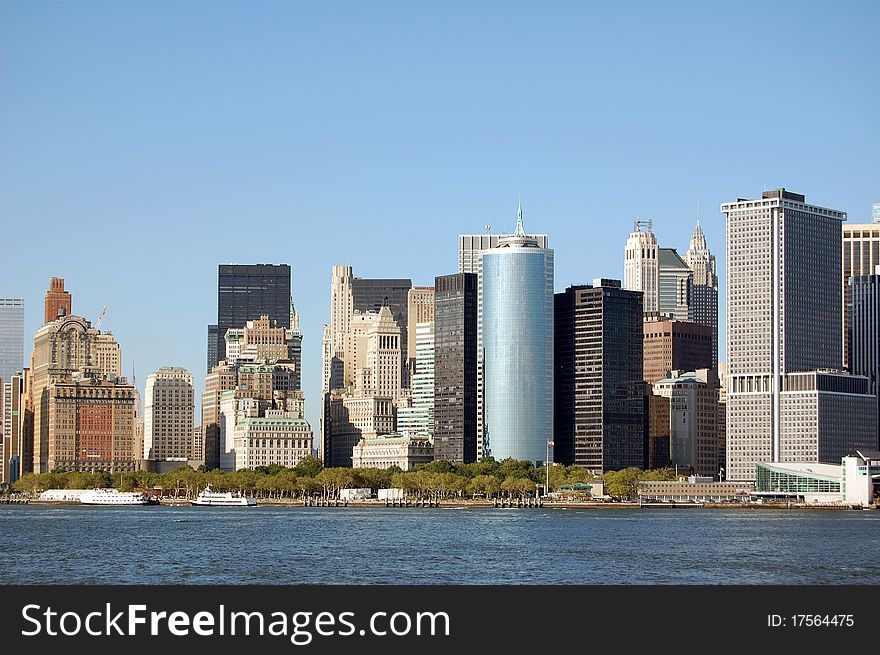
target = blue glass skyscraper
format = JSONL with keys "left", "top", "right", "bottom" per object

{"left": 482, "top": 205, "right": 554, "bottom": 464}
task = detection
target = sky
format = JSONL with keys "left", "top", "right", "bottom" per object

{"left": 1, "top": 1, "right": 878, "bottom": 440}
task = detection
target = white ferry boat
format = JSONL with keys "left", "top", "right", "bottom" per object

{"left": 80, "top": 488, "right": 154, "bottom": 506}
{"left": 191, "top": 486, "right": 257, "bottom": 507}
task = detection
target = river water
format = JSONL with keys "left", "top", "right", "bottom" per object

{"left": 1, "top": 505, "right": 878, "bottom": 584}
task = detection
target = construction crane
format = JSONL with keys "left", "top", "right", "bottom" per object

{"left": 95, "top": 305, "right": 108, "bottom": 330}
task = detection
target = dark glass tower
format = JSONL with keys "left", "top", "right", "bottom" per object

{"left": 554, "top": 280, "right": 645, "bottom": 473}
{"left": 434, "top": 273, "right": 478, "bottom": 463}
{"left": 210, "top": 264, "right": 291, "bottom": 370}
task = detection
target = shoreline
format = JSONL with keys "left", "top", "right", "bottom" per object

{"left": 18, "top": 499, "right": 874, "bottom": 511}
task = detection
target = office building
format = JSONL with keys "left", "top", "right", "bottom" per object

{"left": 842, "top": 211, "right": 880, "bottom": 369}
{"left": 5, "top": 371, "right": 30, "bottom": 478}
{"left": 658, "top": 248, "right": 693, "bottom": 322}
{"left": 433, "top": 273, "right": 477, "bottom": 463}
{"left": 144, "top": 367, "right": 195, "bottom": 461}
{"left": 202, "top": 361, "right": 236, "bottom": 470}
{"left": 723, "top": 189, "right": 877, "bottom": 481}
{"left": 685, "top": 220, "right": 719, "bottom": 366}
{"left": 483, "top": 207, "right": 554, "bottom": 464}
{"left": 406, "top": 286, "right": 435, "bottom": 368}
{"left": 0, "top": 298, "right": 24, "bottom": 383}
{"left": 30, "top": 314, "right": 103, "bottom": 473}
{"left": 642, "top": 315, "right": 713, "bottom": 384}
{"left": 850, "top": 266, "right": 880, "bottom": 445}
{"left": 232, "top": 409, "right": 312, "bottom": 470}
{"left": 554, "top": 280, "right": 644, "bottom": 473}
{"left": 653, "top": 369, "right": 722, "bottom": 477}
{"left": 43, "top": 277, "right": 71, "bottom": 324}
{"left": 351, "top": 276, "right": 412, "bottom": 385}
{"left": 459, "top": 229, "right": 548, "bottom": 459}
{"left": 646, "top": 393, "right": 671, "bottom": 470}
{"left": 210, "top": 264, "right": 291, "bottom": 370}
{"left": 327, "top": 393, "right": 395, "bottom": 467}
{"left": 397, "top": 322, "right": 434, "bottom": 439}
{"left": 46, "top": 375, "right": 137, "bottom": 472}
{"left": 93, "top": 332, "right": 122, "bottom": 378}
{"left": 207, "top": 325, "right": 219, "bottom": 375}
{"left": 624, "top": 220, "right": 659, "bottom": 313}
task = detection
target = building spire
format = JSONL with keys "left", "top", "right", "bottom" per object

{"left": 514, "top": 199, "right": 525, "bottom": 237}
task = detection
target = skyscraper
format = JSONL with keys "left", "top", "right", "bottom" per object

{"left": 144, "top": 367, "right": 195, "bottom": 461}
{"left": 554, "top": 280, "right": 645, "bottom": 472}
{"left": 43, "top": 277, "right": 71, "bottom": 324}
{"left": 433, "top": 273, "right": 477, "bottom": 463}
{"left": 406, "top": 286, "right": 435, "bottom": 363}
{"left": 483, "top": 206, "right": 553, "bottom": 464}
{"left": 850, "top": 266, "right": 880, "bottom": 445}
{"left": 642, "top": 315, "right": 713, "bottom": 384}
{"left": 397, "top": 322, "right": 435, "bottom": 440}
{"left": 210, "top": 264, "right": 291, "bottom": 370}
{"left": 657, "top": 248, "right": 693, "bottom": 321}
{"left": 841, "top": 209, "right": 880, "bottom": 369}
{"left": 0, "top": 298, "right": 24, "bottom": 383}
{"left": 351, "top": 276, "right": 412, "bottom": 382}
{"left": 723, "top": 189, "right": 877, "bottom": 481}
{"left": 624, "top": 220, "right": 659, "bottom": 313}
{"left": 685, "top": 219, "right": 719, "bottom": 366}
{"left": 458, "top": 231, "right": 548, "bottom": 459}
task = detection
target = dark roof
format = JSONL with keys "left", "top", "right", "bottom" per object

{"left": 658, "top": 248, "right": 690, "bottom": 270}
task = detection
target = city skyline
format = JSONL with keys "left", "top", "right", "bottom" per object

{"left": 2, "top": 2, "right": 878, "bottom": 442}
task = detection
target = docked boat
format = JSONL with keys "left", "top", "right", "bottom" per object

{"left": 80, "top": 488, "right": 155, "bottom": 506}
{"left": 191, "top": 486, "right": 256, "bottom": 507}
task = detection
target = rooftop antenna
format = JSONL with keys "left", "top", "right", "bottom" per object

{"left": 485, "top": 223, "right": 492, "bottom": 234}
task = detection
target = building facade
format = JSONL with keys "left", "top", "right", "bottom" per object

{"left": 652, "top": 369, "right": 722, "bottom": 477}
{"left": 47, "top": 375, "right": 137, "bottom": 472}
{"left": 211, "top": 264, "right": 291, "bottom": 370}
{"left": 406, "top": 286, "right": 435, "bottom": 369}
{"left": 459, "top": 229, "right": 548, "bottom": 460}
{"left": 483, "top": 208, "right": 554, "bottom": 464}
{"left": 723, "top": 189, "right": 875, "bottom": 481}
{"left": 232, "top": 409, "right": 312, "bottom": 470}
{"left": 685, "top": 220, "right": 719, "bottom": 367}
{"left": 92, "top": 332, "right": 122, "bottom": 378}
{"left": 351, "top": 433, "right": 434, "bottom": 471}
{"left": 43, "top": 277, "right": 71, "bottom": 324}
{"left": 849, "top": 266, "right": 880, "bottom": 445}
{"left": 144, "top": 367, "right": 195, "bottom": 461}
{"left": 624, "top": 220, "right": 659, "bottom": 313}
{"left": 842, "top": 214, "right": 880, "bottom": 369}
{"left": 658, "top": 248, "right": 693, "bottom": 322}
{"left": 642, "top": 315, "right": 713, "bottom": 384}
{"left": 433, "top": 273, "right": 477, "bottom": 463}
{"left": 398, "top": 322, "right": 434, "bottom": 439}
{"left": 326, "top": 393, "right": 395, "bottom": 467}
{"left": 554, "top": 280, "right": 644, "bottom": 473}
{"left": 0, "top": 298, "right": 24, "bottom": 383}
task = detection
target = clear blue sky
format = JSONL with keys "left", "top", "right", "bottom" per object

{"left": 1, "top": 1, "right": 878, "bottom": 439}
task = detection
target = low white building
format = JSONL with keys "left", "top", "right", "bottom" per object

{"left": 340, "top": 488, "right": 372, "bottom": 501}
{"left": 754, "top": 450, "right": 880, "bottom": 505}
{"left": 351, "top": 433, "right": 434, "bottom": 471}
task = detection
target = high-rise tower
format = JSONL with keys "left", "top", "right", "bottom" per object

{"left": 722, "top": 189, "right": 876, "bottom": 481}
{"left": 482, "top": 204, "right": 554, "bottom": 464}
{"left": 624, "top": 220, "right": 659, "bottom": 313}
{"left": 684, "top": 219, "right": 719, "bottom": 366}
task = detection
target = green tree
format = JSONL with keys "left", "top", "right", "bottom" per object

{"left": 294, "top": 456, "right": 324, "bottom": 479}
